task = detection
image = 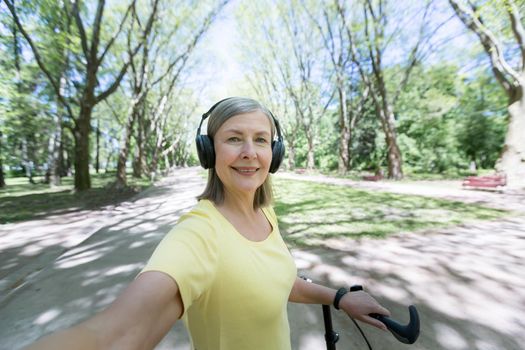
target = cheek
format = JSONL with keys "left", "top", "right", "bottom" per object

{"left": 215, "top": 144, "right": 236, "bottom": 165}
{"left": 262, "top": 148, "right": 273, "bottom": 165}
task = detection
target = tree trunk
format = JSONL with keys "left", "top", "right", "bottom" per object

{"left": 374, "top": 67, "right": 404, "bottom": 179}
{"left": 149, "top": 96, "right": 170, "bottom": 180}
{"left": 21, "top": 138, "right": 35, "bottom": 184}
{"left": 0, "top": 131, "right": 5, "bottom": 188}
{"left": 346, "top": 126, "right": 353, "bottom": 170}
{"left": 116, "top": 108, "right": 138, "bottom": 187}
{"left": 337, "top": 86, "right": 350, "bottom": 174}
{"left": 496, "top": 91, "right": 525, "bottom": 186}
{"left": 149, "top": 119, "right": 166, "bottom": 180}
{"left": 45, "top": 126, "right": 61, "bottom": 186}
{"left": 132, "top": 111, "right": 144, "bottom": 178}
{"left": 58, "top": 127, "right": 67, "bottom": 177}
{"left": 0, "top": 160, "right": 5, "bottom": 188}
{"left": 95, "top": 117, "right": 100, "bottom": 174}
{"left": 377, "top": 103, "right": 403, "bottom": 179}
{"left": 104, "top": 150, "right": 113, "bottom": 173}
{"left": 164, "top": 153, "right": 171, "bottom": 172}
{"left": 46, "top": 98, "right": 63, "bottom": 186}
{"left": 287, "top": 142, "right": 296, "bottom": 170}
{"left": 73, "top": 105, "right": 92, "bottom": 191}
{"left": 305, "top": 128, "right": 315, "bottom": 170}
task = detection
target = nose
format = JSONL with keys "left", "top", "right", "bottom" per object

{"left": 241, "top": 140, "right": 257, "bottom": 159}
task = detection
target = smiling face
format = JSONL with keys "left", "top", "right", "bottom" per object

{"left": 213, "top": 110, "right": 273, "bottom": 198}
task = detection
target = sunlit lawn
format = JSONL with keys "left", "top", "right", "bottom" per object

{"left": 273, "top": 177, "right": 509, "bottom": 247}
{"left": 0, "top": 173, "right": 152, "bottom": 224}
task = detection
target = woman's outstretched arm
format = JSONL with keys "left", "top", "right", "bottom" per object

{"left": 25, "top": 271, "right": 183, "bottom": 350}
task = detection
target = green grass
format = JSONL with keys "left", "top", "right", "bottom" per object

{"left": 273, "top": 177, "right": 509, "bottom": 247}
{"left": 0, "top": 173, "right": 152, "bottom": 224}
{"left": 313, "top": 168, "right": 497, "bottom": 181}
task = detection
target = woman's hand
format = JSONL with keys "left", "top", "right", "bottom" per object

{"left": 339, "top": 290, "right": 391, "bottom": 331}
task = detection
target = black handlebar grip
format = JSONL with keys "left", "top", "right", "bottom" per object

{"left": 370, "top": 305, "right": 420, "bottom": 344}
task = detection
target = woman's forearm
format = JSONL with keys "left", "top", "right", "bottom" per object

{"left": 23, "top": 323, "right": 101, "bottom": 350}
{"left": 288, "top": 277, "right": 336, "bottom": 305}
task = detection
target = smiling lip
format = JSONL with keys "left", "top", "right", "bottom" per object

{"left": 232, "top": 166, "right": 259, "bottom": 175}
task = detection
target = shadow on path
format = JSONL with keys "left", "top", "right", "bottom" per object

{"left": 289, "top": 215, "right": 525, "bottom": 350}
{"left": 1, "top": 168, "right": 523, "bottom": 349}
{"left": 0, "top": 168, "right": 203, "bottom": 350}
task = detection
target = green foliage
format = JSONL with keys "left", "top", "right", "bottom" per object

{"left": 454, "top": 75, "right": 507, "bottom": 169}
{"left": 0, "top": 0, "right": 513, "bottom": 187}
{"left": 0, "top": 8, "right": 54, "bottom": 176}
{"left": 395, "top": 64, "right": 506, "bottom": 175}
{"left": 349, "top": 107, "right": 382, "bottom": 171}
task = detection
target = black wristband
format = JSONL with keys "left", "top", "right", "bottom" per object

{"left": 350, "top": 285, "right": 363, "bottom": 292}
{"left": 333, "top": 287, "right": 349, "bottom": 310}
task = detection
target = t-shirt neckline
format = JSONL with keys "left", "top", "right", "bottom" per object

{"left": 202, "top": 200, "right": 275, "bottom": 244}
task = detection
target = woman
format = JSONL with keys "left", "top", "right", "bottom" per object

{"left": 25, "top": 97, "right": 390, "bottom": 350}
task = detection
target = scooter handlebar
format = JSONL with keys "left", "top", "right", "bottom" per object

{"left": 370, "top": 305, "right": 420, "bottom": 344}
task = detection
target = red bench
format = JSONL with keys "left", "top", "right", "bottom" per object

{"left": 295, "top": 168, "right": 307, "bottom": 174}
{"left": 462, "top": 174, "right": 506, "bottom": 189}
{"left": 362, "top": 174, "right": 384, "bottom": 181}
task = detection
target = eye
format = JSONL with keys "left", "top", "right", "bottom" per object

{"left": 256, "top": 137, "right": 269, "bottom": 143}
{"left": 228, "top": 137, "right": 241, "bottom": 143}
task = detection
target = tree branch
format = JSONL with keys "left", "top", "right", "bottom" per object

{"left": 392, "top": 0, "right": 433, "bottom": 106}
{"left": 95, "top": 0, "right": 159, "bottom": 104}
{"left": 505, "top": 0, "right": 525, "bottom": 71}
{"left": 449, "top": 0, "right": 520, "bottom": 91}
{"left": 337, "top": 1, "right": 381, "bottom": 110}
{"left": 95, "top": 60, "right": 131, "bottom": 104}
{"left": 151, "top": 0, "right": 229, "bottom": 87}
{"left": 97, "top": 0, "right": 135, "bottom": 65}
{"left": 72, "top": 0, "right": 90, "bottom": 60}
{"left": 4, "top": 0, "right": 75, "bottom": 120}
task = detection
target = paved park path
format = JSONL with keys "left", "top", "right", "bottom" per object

{"left": 1, "top": 167, "right": 524, "bottom": 350}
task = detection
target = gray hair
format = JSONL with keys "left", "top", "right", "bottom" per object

{"left": 197, "top": 97, "right": 276, "bottom": 209}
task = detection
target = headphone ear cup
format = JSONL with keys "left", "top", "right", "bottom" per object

{"left": 196, "top": 135, "right": 215, "bottom": 169}
{"left": 270, "top": 140, "right": 285, "bottom": 173}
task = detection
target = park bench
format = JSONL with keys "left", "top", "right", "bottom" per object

{"left": 462, "top": 174, "right": 506, "bottom": 189}
{"left": 362, "top": 173, "right": 384, "bottom": 181}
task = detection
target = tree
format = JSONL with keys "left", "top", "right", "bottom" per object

{"left": 304, "top": 1, "right": 366, "bottom": 174}
{"left": 455, "top": 74, "right": 507, "bottom": 170}
{"left": 0, "top": 130, "right": 5, "bottom": 188}
{"left": 4, "top": 0, "right": 149, "bottom": 190}
{"left": 449, "top": 0, "right": 525, "bottom": 187}
{"left": 395, "top": 64, "right": 465, "bottom": 174}
{"left": 115, "top": 0, "right": 160, "bottom": 187}
{"left": 114, "top": 0, "right": 228, "bottom": 186}
{"left": 238, "top": 0, "right": 331, "bottom": 170}
{"left": 0, "top": 2, "right": 55, "bottom": 185}
{"left": 337, "top": 0, "right": 438, "bottom": 179}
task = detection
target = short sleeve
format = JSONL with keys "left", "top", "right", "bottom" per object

{"left": 140, "top": 209, "right": 218, "bottom": 316}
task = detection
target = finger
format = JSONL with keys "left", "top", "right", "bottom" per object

{"left": 375, "top": 305, "right": 391, "bottom": 317}
{"left": 361, "top": 315, "right": 388, "bottom": 331}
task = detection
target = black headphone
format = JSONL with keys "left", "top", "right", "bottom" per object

{"left": 195, "top": 98, "right": 285, "bottom": 173}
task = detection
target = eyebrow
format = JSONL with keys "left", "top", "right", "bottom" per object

{"left": 223, "top": 129, "right": 271, "bottom": 137}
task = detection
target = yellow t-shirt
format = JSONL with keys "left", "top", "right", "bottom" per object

{"left": 141, "top": 199, "right": 297, "bottom": 350}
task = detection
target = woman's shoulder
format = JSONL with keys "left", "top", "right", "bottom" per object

{"left": 179, "top": 199, "right": 217, "bottom": 222}
{"left": 170, "top": 199, "right": 221, "bottom": 236}
{"left": 261, "top": 204, "right": 278, "bottom": 226}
